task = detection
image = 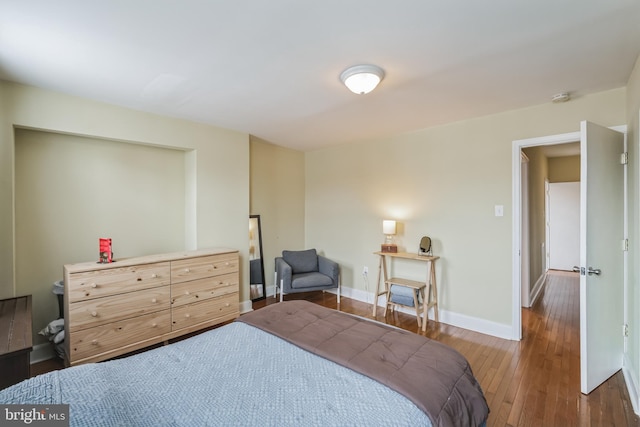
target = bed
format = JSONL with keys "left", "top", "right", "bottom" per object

{"left": 0, "top": 300, "right": 489, "bottom": 426}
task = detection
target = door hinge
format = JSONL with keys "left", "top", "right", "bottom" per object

{"left": 624, "top": 324, "right": 629, "bottom": 337}
{"left": 621, "top": 152, "right": 629, "bottom": 165}
{"left": 623, "top": 239, "right": 629, "bottom": 251}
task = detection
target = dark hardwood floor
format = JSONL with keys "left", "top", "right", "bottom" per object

{"left": 32, "top": 271, "right": 638, "bottom": 426}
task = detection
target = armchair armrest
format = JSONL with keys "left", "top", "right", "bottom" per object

{"left": 318, "top": 255, "right": 339, "bottom": 286}
{"left": 275, "top": 257, "right": 292, "bottom": 289}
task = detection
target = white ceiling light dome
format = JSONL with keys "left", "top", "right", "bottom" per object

{"left": 340, "top": 64, "right": 385, "bottom": 94}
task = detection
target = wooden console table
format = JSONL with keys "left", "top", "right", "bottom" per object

{"left": 373, "top": 252, "right": 439, "bottom": 332}
{"left": 0, "top": 295, "right": 33, "bottom": 389}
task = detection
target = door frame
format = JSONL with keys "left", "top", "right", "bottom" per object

{"left": 520, "top": 152, "right": 530, "bottom": 308}
{"left": 510, "top": 125, "right": 626, "bottom": 340}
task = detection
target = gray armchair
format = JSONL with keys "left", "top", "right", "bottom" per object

{"left": 274, "top": 249, "right": 340, "bottom": 303}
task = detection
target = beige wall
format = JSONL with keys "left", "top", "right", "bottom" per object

{"left": 0, "top": 81, "right": 250, "bottom": 343}
{"left": 522, "top": 146, "right": 549, "bottom": 292}
{"left": 549, "top": 155, "right": 580, "bottom": 182}
{"left": 305, "top": 88, "right": 626, "bottom": 328}
{"left": 626, "top": 54, "right": 640, "bottom": 406}
{"left": 15, "top": 129, "right": 187, "bottom": 336}
{"left": 249, "top": 136, "right": 305, "bottom": 292}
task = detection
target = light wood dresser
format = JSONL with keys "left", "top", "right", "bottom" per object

{"left": 63, "top": 248, "right": 239, "bottom": 366}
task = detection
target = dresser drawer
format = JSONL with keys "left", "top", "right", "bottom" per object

{"left": 67, "top": 262, "right": 170, "bottom": 303}
{"left": 171, "top": 273, "right": 238, "bottom": 308}
{"left": 172, "top": 293, "right": 238, "bottom": 330}
{"left": 68, "top": 286, "right": 170, "bottom": 332}
{"left": 171, "top": 253, "right": 238, "bottom": 284}
{"left": 69, "top": 310, "right": 171, "bottom": 362}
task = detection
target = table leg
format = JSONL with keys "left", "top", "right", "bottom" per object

{"left": 431, "top": 260, "right": 439, "bottom": 322}
{"left": 373, "top": 255, "right": 384, "bottom": 317}
{"left": 412, "top": 288, "right": 422, "bottom": 328}
{"left": 422, "top": 259, "right": 439, "bottom": 332}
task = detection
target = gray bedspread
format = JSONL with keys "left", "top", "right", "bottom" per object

{"left": 1, "top": 320, "right": 432, "bottom": 426}
{"left": 238, "top": 300, "right": 489, "bottom": 427}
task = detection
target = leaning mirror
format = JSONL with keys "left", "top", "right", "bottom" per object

{"left": 249, "top": 215, "right": 266, "bottom": 301}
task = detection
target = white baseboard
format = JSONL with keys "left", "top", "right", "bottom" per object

{"left": 529, "top": 272, "right": 546, "bottom": 307}
{"left": 239, "top": 299, "right": 253, "bottom": 314}
{"left": 438, "top": 309, "right": 513, "bottom": 340}
{"left": 30, "top": 342, "right": 56, "bottom": 364}
{"left": 333, "top": 286, "right": 513, "bottom": 340}
{"left": 623, "top": 354, "right": 640, "bottom": 415}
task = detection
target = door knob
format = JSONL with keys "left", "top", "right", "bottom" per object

{"left": 587, "top": 267, "right": 601, "bottom": 276}
{"left": 572, "top": 266, "right": 581, "bottom": 273}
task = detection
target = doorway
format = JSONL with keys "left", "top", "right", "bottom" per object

{"left": 512, "top": 123, "right": 627, "bottom": 394}
{"left": 519, "top": 141, "right": 580, "bottom": 310}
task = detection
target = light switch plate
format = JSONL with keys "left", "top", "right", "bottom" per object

{"left": 495, "top": 205, "right": 504, "bottom": 217}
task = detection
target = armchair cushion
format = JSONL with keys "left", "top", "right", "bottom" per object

{"left": 282, "top": 249, "right": 318, "bottom": 274}
{"left": 291, "top": 272, "right": 334, "bottom": 289}
{"left": 389, "top": 284, "right": 419, "bottom": 307}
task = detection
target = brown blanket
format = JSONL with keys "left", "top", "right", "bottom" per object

{"left": 237, "top": 300, "right": 488, "bottom": 427}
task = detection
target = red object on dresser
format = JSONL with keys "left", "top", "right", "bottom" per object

{"left": 99, "top": 238, "right": 113, "bottom": 263}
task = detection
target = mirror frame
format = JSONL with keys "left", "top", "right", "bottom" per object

{"left": 249, "top": 215, "right": 266, "bottom": 301}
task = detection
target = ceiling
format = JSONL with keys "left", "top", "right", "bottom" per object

{"left": 1, "top": 1, "right": 639, "bottom": 152}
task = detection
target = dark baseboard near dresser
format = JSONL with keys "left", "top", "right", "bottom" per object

{"left": 0, "top": 295, "right": 33, "bottom": 390}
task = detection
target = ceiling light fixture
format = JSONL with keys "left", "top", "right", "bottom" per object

{"left": 340, "top": 64, "right": 385, "bottom": 94}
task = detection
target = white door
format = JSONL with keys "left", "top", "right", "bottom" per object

{"left": 549, "top": 182, "right": 580, "bottom": 270}
{"left": 579, "top": 121, "right": 625, "bottom": 394}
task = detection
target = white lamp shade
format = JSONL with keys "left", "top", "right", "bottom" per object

{"left": 382, "top": 220, "right": 396, "bottom": 235}
{"left": 340, "top": 64, "right": 385, "bottom": 95}
{"left": 343, "top": 73, "right": 380, "bottom": 94}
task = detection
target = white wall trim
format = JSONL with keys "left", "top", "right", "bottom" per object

{"left": 266, "top": 284, "right": 276, "bottom": 297}
{"left": 438, "top": 309, "right": 514, "bottom": 340}
{"left": 239, "top": 299, "right": 253, "bottom": 314}
{"left": 30, "top": 342, "right": 56, "bottom": 364}
{"left": 334, "top": 286, "right": 513, "bottom": 340}
{"left": 624, "top": 353, "right": 640, "bottom": 415}
{"left": 529, "top": 272, "right": 547, "bottom": 307}
{"left": 521, "top": 152, "right": 531, "bottom": 308}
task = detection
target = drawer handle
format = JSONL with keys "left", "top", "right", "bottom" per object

{"left": 185, "top": 313, "right": 191, "bottom": 318}
{"left": 91, "top": 340, "right": 98, "bottom": 345}
{"left": 151, "top": 298, "right": 157, "bottom": 303}
{"left": 225, "top": 262, "right": 230, "bottom": 266}
{"left": 225, "top": 303, "right": 230, "bottom": 307}
{"left": 91, "top": 283, "right": 97, "bottom": 288}
{"left": 151, "top": 323, "right": 157, "bottom": 328}
{"left": 91, "top": 311, "right": 98, "bottom": 317}
{"left": 185, "top": 291, "right": 190, "bottom": 295}
{"left": 151, "top": 273, "right": 158, "bottom": 278}
{"left": 184, "top": 268, "right": 190, "bottom": 273}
